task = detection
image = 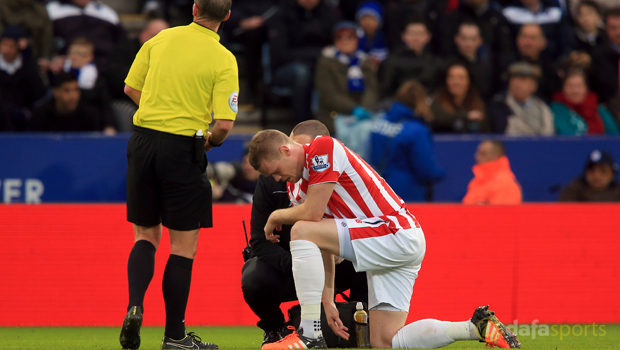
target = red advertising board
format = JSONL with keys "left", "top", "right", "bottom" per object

{"left": 0, "top": 204, "right": 618, "bottom": 326}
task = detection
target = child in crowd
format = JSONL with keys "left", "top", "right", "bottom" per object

{"left": 356, "top": 1, "right": 388, "bottom": 64}
{"left": 63, "top": 38, "right": 98, "bottom": 90}
{"left": 574, "top": 0, "right": 606, "bottom": 54}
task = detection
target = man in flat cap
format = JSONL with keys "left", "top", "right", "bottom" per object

{"left": 488, "top": 62, "right": 555, "bottom": 135}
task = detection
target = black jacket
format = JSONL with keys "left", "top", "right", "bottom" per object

{"left": 249, "top": 175, "right": 293, "bottom": 278}
{"left": 267, "top": 0, "right": 338, "bottom": 71}
{"left": 559, "top": 177, "right": 620, "bottom": 202}
{"left": 29, "top": 95, "right": 101, "bottom": 132}
{"left": 572, "top": 29, "right": 607, "bottom": 56}
{"left": 379, "top": 48, "right": 443, "bottom": 98}
{"left": 591, "top": 42, "right": 620, "bottom": 103}
{"left": 105, "top": 37, "right": 141, "bottom": 101}
{"left": 0, "top": 57, "right": 46, "bottom": 131}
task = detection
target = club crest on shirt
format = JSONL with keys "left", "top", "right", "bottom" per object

{"left": 311, "top": 154, "right": 330, "bottom": 172}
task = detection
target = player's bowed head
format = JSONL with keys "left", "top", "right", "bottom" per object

{"left": 248, "top": 129, "right": 306, "bottom": 183}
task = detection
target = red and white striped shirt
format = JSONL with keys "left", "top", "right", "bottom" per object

{"left": 287, "top": 136, "right": 419, "bottom": 233}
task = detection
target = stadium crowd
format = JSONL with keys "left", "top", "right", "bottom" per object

{"left": 1, "top": 0, "right": 619, "bottom": 202}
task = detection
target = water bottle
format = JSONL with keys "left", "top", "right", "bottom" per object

{"left": 354, "top": 302, "right": 371, "bottom": 348}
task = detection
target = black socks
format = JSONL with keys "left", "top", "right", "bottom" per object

{"left": 126, "top": 241, "right": 194, "bottom": 340}
{"left": 163, "top": 254, "right": 194, "bottom": 340}
{"left": 127, "top": 240, "right": 156, "bottom": 311}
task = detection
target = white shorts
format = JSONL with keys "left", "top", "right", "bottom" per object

{"left": 336, "top": 216, "right": 426, "bottom": 312}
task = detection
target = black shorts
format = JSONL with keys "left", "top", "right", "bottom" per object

{"left": 126, "top": 126, "right": 212, "bottom": 230}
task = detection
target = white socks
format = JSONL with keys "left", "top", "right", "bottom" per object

{"left": 392, "top": 319, "right": 478, "bottom": 349}
{"left": 445, "top": 321, "right": 479, "bottom": 341}
{"left": 291, "top": 240, "right": 324, "bottom": 339}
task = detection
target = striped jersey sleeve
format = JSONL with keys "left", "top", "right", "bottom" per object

{"left": 302, "top": 136, "right": 407, "bottom": 220}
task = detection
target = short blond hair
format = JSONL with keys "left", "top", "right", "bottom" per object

{"left": 248, "top": 129, "right": 290, "bottom": 171}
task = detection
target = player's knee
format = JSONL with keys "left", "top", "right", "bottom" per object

{"left": 290, "top": 221, "right": 310, "bottom": 241}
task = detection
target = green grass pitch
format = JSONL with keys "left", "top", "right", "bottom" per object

{"left": 0, "top": 325, "right": 618, "bottom": 349}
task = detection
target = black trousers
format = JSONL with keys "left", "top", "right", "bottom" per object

{"left": 241, "top": 257, "right": 368, "bottom": 332}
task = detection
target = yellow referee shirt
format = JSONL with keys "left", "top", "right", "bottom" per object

{"left": 125, "top": 22, "right": 239, "bottom": 136}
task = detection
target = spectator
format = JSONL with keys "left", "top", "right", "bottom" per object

{"left": 514, "top": 23, "right": 559, "bottom": 101}
{"left": 369, "top": 80, "right": 445, "bottom": 202}
{"left": 315, "top": 21, "right": 379, "bottom": 134}
{"left": 573, "top": 0, "right": 606, "bottom": 55}
{"left": 106, "top": 19, "right": 169, "bottom": 131}
{"left": 29, "top": 71, "right": 102, "bottom": 132}
{"left": 591, "top": 7, "right": 620, "bottom": 104}
{"left": 355, "top": 1, "right": 388, "bottom": 64}
{"left": 437, "top": 0, "right": 515, "bottom": 73}
{"left": 0, "top": 25, "right": 46, "bottom": 131}
{"left": 559, "top": 149, "right": 620, "bottom": 202}
{"left": 568, "top": 0, "right": 617, "bottom": 20}
{"left": 383, "top": 0, "right": 450, "bottom": 51}
{"left": 0, "top": 0, "right": 53, "bottom": 59}
{"left": 430, "top": 62, "right": 488, "bottom": 133}
{"left": 452, "top": 21, "right": 495, "bottom": 99}
{"left": 488, "top": 62, "right": 554, "bottom": 135}
{"left": 267, "top": 0, "right": 338, "bottom": 122}
{"left": 60, "top": 37, "right": 117, "bottom": 134}
{"left": 463, "top": 140, "right": 522, "bottom": 205}
{"left": 212, "top": 149, "right": 261, "bottom": 203}
{"left": 379, "top": 18, "right": 443, "bottom": 97}
{"left": 46, "top": 0, "right": 126, "bottom": 69}
{"left": 63, "top": 38, "right": 97, "bottom": 90}
{"left": 224, "top": 0, "right": 277, "bottom": 102}
{"left": 502, "top": 0, "right": 575, "bottom": 60}
{"left": 551, "top": 68, "right": 620, "bottom": 135}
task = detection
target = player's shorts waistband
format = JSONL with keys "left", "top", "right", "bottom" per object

{"left": 133, "top": 125, "right": 195, "bottom": 142}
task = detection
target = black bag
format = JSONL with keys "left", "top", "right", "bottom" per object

{"left": 288, "top": 301, "right": 369, "bottom": 348}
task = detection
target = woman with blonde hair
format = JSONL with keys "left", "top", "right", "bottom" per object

{"left": 369, "top": 80, "right": 445, "bottom": 202}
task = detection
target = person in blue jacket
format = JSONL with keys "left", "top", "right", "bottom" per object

{"left": 369, "top": 80, "right": 445, "bottom": 202}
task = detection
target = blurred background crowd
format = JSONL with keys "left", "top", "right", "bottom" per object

{"left": 1, "top": 0, "right": 619, "bottom": 203}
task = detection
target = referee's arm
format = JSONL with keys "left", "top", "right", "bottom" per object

{"left": 205, "top": 119, "right": 234, "bottom": 151}
{"left": 207, "top": 54, "right": 239, "bottom": 150}
{"left": 124, "top": 85, "right": 141, "bottom": 105}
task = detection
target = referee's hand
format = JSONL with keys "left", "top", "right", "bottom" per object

{"left": 204, "top": 132, "right": 214, "bottom": 152}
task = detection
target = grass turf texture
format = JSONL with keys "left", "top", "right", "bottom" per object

{"left": 0, "top": 325, "right": 618, "bottom": 349}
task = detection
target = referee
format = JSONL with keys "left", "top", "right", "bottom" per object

{"left": 119, "top": 1, "right": 237, "bottom": 349}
